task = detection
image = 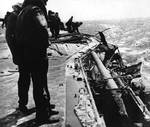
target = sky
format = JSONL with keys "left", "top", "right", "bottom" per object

{"left": 0, "top": 0, "right": 150, "bottom": 21}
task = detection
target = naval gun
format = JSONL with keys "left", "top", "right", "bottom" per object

{"left": 78, "top": 36, "right": 150, "bottom": 126}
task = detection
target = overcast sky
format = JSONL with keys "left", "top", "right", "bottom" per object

{"left": 0, "top": 0, "right": 150, "bottom": 21}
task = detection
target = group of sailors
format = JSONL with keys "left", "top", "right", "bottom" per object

{"left": 47, "top": 11, "right": 83, "bottom": 38}
{"left": 1, "top": 9, "right": 83, "bottom": 39}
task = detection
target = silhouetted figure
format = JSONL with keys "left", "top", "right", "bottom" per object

{"left": 48, "top": 10, "right": 55, "bottom": 37}
{"left": 5, "top": 4, "right": 22, "bottom": 65}
{"left": 54, "top": 12, "right": 61, "bottom": 38}
{"left": 48, "top": 10, "right": 61, "bottom": 38}
{"left": 1, "top": 11, "right": 11, "bottom": 28}
{"left": 15, "top": 0, "right": 58, "bottom": 123}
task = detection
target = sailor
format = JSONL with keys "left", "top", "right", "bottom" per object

{"left": 5, "top": 3, "right": 22, "bottom": 65}
{"left": 48, "top": 11, "right": 61, "bottom": 38}
{"left": 15, "top": 0, "right": 58, "bottom": 123}
{"left": 48, "top": 10, "right": 55, "bottom": 37}
{"left": 1, "top": 11, "right": 11, "bottom": 29}
{"left": 1, "top": 12, "right": 11, "bottom": 28}
{"left": 54, "top": 12, "right": 61, "bottom": 38}
{"left": 5, "top": 3, "right": 25, "bottom": 113}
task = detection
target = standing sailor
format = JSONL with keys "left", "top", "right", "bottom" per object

{"left": 5, "top": 3, "right": 22, "bottom": 65}
{"left": 15, "top": 0, "right": 58, "bottom": 123}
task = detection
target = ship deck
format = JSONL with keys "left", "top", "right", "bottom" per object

{"left": 0, "top": 33, "right": 95, "bottom": 127}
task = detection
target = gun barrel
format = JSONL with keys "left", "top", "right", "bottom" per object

{"left": 91, "top": 51, "right": 128, "bottom": 116}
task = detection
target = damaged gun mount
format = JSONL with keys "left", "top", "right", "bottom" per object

{"left": 77, "top": 42, "right": 150, "bottom": 125}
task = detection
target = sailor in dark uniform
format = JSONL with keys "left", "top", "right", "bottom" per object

{"left": 5, "top": 4, "right": 22, "bottom": 65}
{"left": 1, "top": 11, "right": 11, "bottom": 28}
{"left": 54, "top": 12, "right": 61, "bottom": 38}
{"left": 15, "top": 0, "right": 58, "bottom": 123}
{"left": 48, "top": 10, "right": 55, "bottom": 37}
{"left": 48, "top": 11, "right": 61, "bottom": 38}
